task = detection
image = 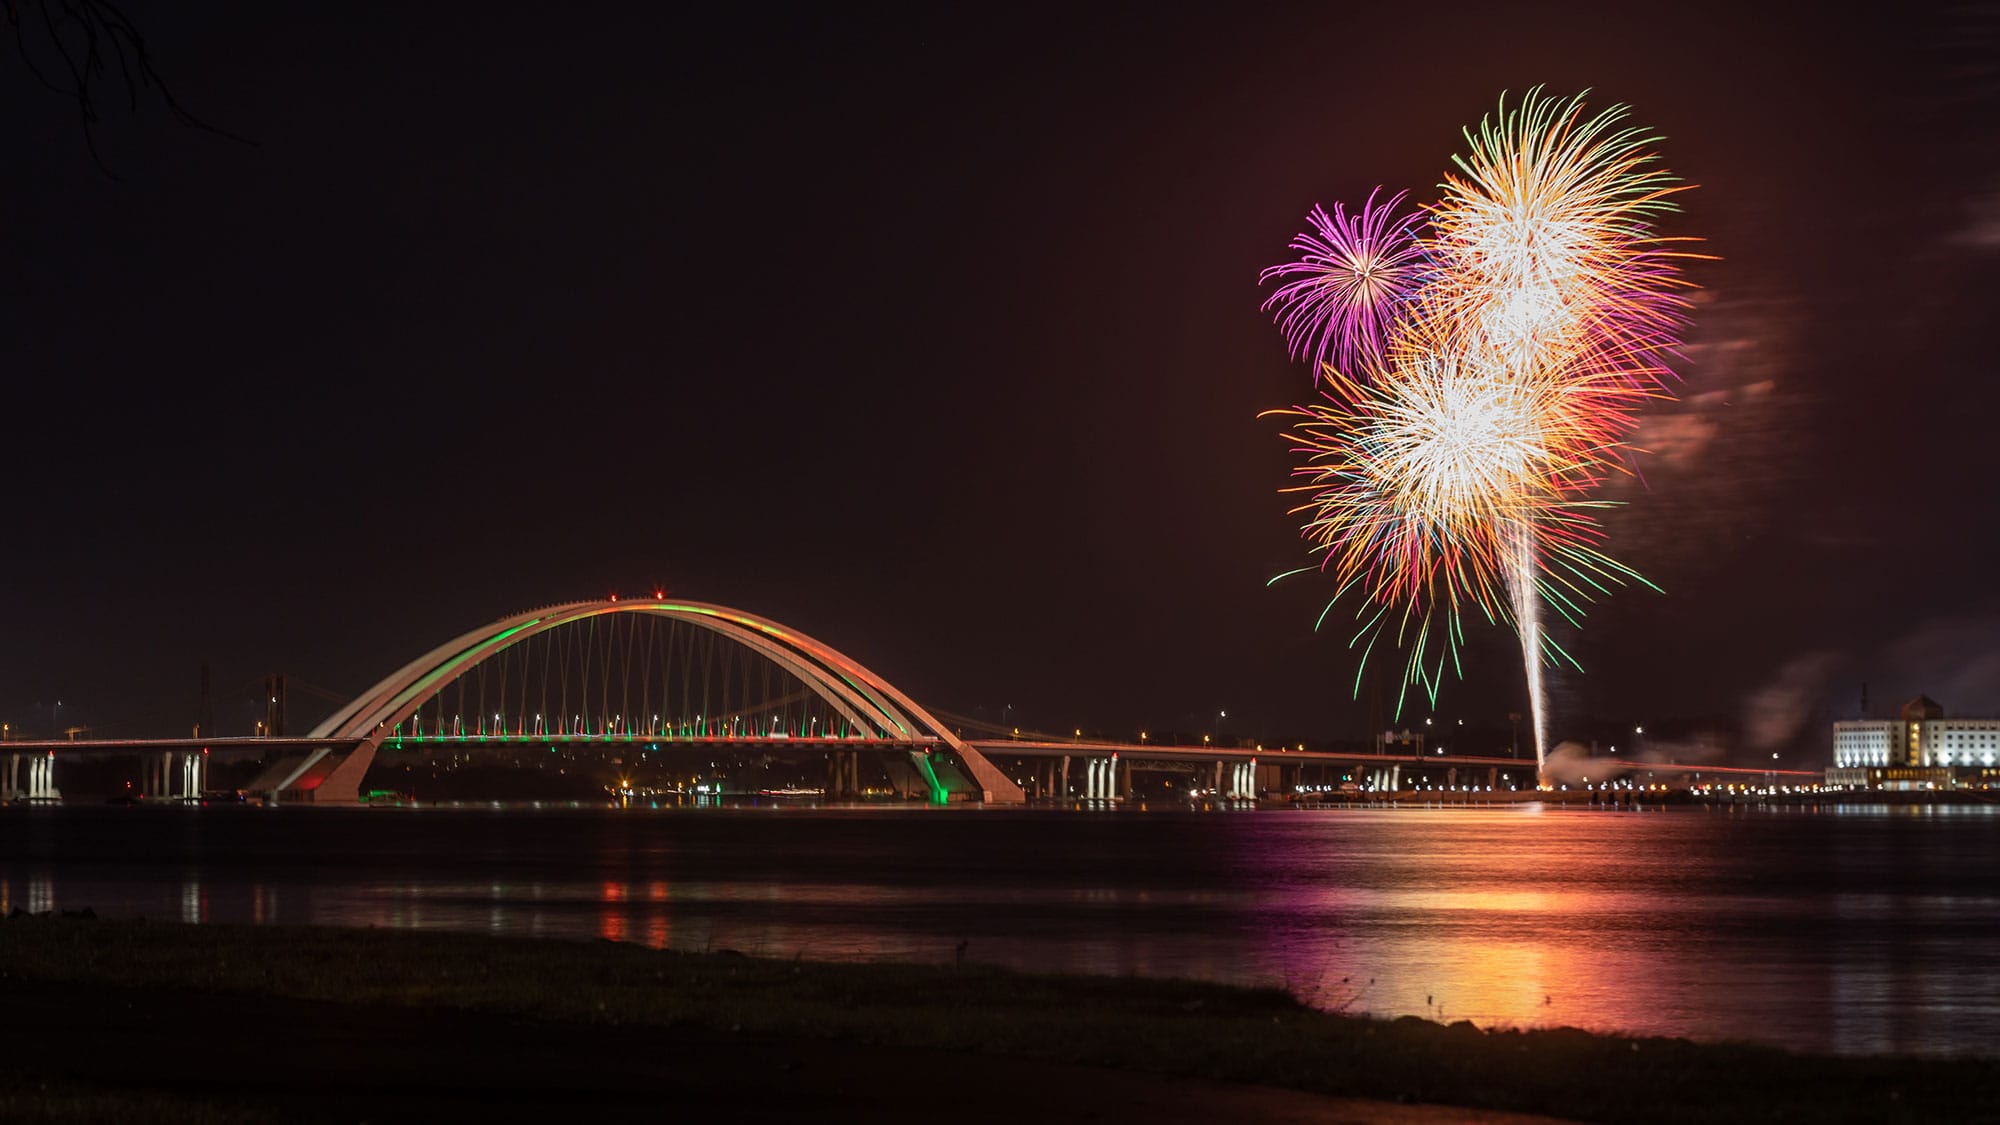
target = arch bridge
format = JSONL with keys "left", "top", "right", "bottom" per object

{"left": 245, "top": 599, "right": 1024, "bottom": 804}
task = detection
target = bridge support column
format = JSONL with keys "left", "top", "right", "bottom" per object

{"left": 1391, "top": 764, "right": 1402, "bottom": 792}
{"left": 1119, "top": 757, "right": 1131, "bottom": 802}
{"left": 827, "top": 751, "right": 859, "bottom": 798}
{"left": 29, "top": 753, "right": 55, "bottom": 801}
{"left": 5, "top": 753, "right": 17, "bottom": 801}
{"left": 1225, "top": 760, "right": 1257, "bottom": 800}
{"left": 1088, "top": 757, "right": 1113, "bottom": 801}
{"left": 1059, "top": 755, "right": 1070, "bottom": 801}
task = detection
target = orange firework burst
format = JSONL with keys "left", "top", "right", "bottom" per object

{"left": 1261, "top": 89, "right": 1702, "bottom": 748}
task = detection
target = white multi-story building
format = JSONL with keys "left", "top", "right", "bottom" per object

{"left": 1828, "top": 696, "right": 2000, "bottom": 788}
{"left": 1832, "top": 721, "right": 1897, "bottom": 768}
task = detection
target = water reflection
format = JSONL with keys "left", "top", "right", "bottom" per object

{"left": 179, "top": 877, "right": 205, "bottom": 924}
{"left": 599, "top": 881, "right": 627, "bottom": 943}
{"left": 1, "top": 803, "right": 1998, "bottom": 1056}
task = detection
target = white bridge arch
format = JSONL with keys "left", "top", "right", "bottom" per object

{"left": 263, "top": 599, "right": 1023, "bottom": 804}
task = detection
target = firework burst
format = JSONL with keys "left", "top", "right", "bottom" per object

{"left": 1261, "top": 88, "right": 1699, "bottom": 767}
{"left": 1259, "top": 188, "right": 1427, "bottom": 379}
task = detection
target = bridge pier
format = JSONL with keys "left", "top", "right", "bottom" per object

{"left": 148, "top": 750, "right": 204, "bottom": 801}
{"left": 9, "top": 752, "right": 59, "bottom": 802}
{"left": 1083, "top": 756, "right": 1123, "bottom": 801}
{"left": 1226, "top": 760, "right": 1258, "bottom": 800}
{"left": 1059, "top": 755, "right": 1070, "bottom": 800}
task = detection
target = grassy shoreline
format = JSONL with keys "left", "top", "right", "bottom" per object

{"left": 0, "top": 917, "right": 1993, "bottom": 1122}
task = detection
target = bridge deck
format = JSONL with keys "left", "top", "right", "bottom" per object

{"left": 969, "top": 740, "right": 1824, "bottom": 778}
{"left": 6, "top": 735, "right": 1825, "bottom": 780}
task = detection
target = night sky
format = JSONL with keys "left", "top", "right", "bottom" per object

{"left": 2, "top": 3, "right": 1995, "bottom": 759}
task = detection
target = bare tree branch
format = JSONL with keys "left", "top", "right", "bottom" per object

{"left": 5, "top": 0, "right": 253, "bottom": 177}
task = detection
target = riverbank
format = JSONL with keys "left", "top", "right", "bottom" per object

{"left": 0, "top": 918, "right": 1992, "bottom": 1123}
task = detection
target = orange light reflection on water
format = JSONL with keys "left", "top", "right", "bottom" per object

{"left": 599, "top": 881, "right": 627, "bottom": 943}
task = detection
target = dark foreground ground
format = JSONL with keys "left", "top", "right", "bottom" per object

{"left": 0, "top": 919, "right": 1992, "bottom": 1124}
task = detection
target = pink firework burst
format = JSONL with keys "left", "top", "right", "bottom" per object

{"left": 1260, "top": 188, "right": 1426, "bottom": 380}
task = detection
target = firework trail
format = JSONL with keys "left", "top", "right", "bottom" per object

{"left": 1261, "top": 89, "right": 1698, "bottom": 776}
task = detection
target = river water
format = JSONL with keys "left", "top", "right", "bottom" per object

{"left": 2, "top": 801, "right": 1995, "bottom": 1058}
